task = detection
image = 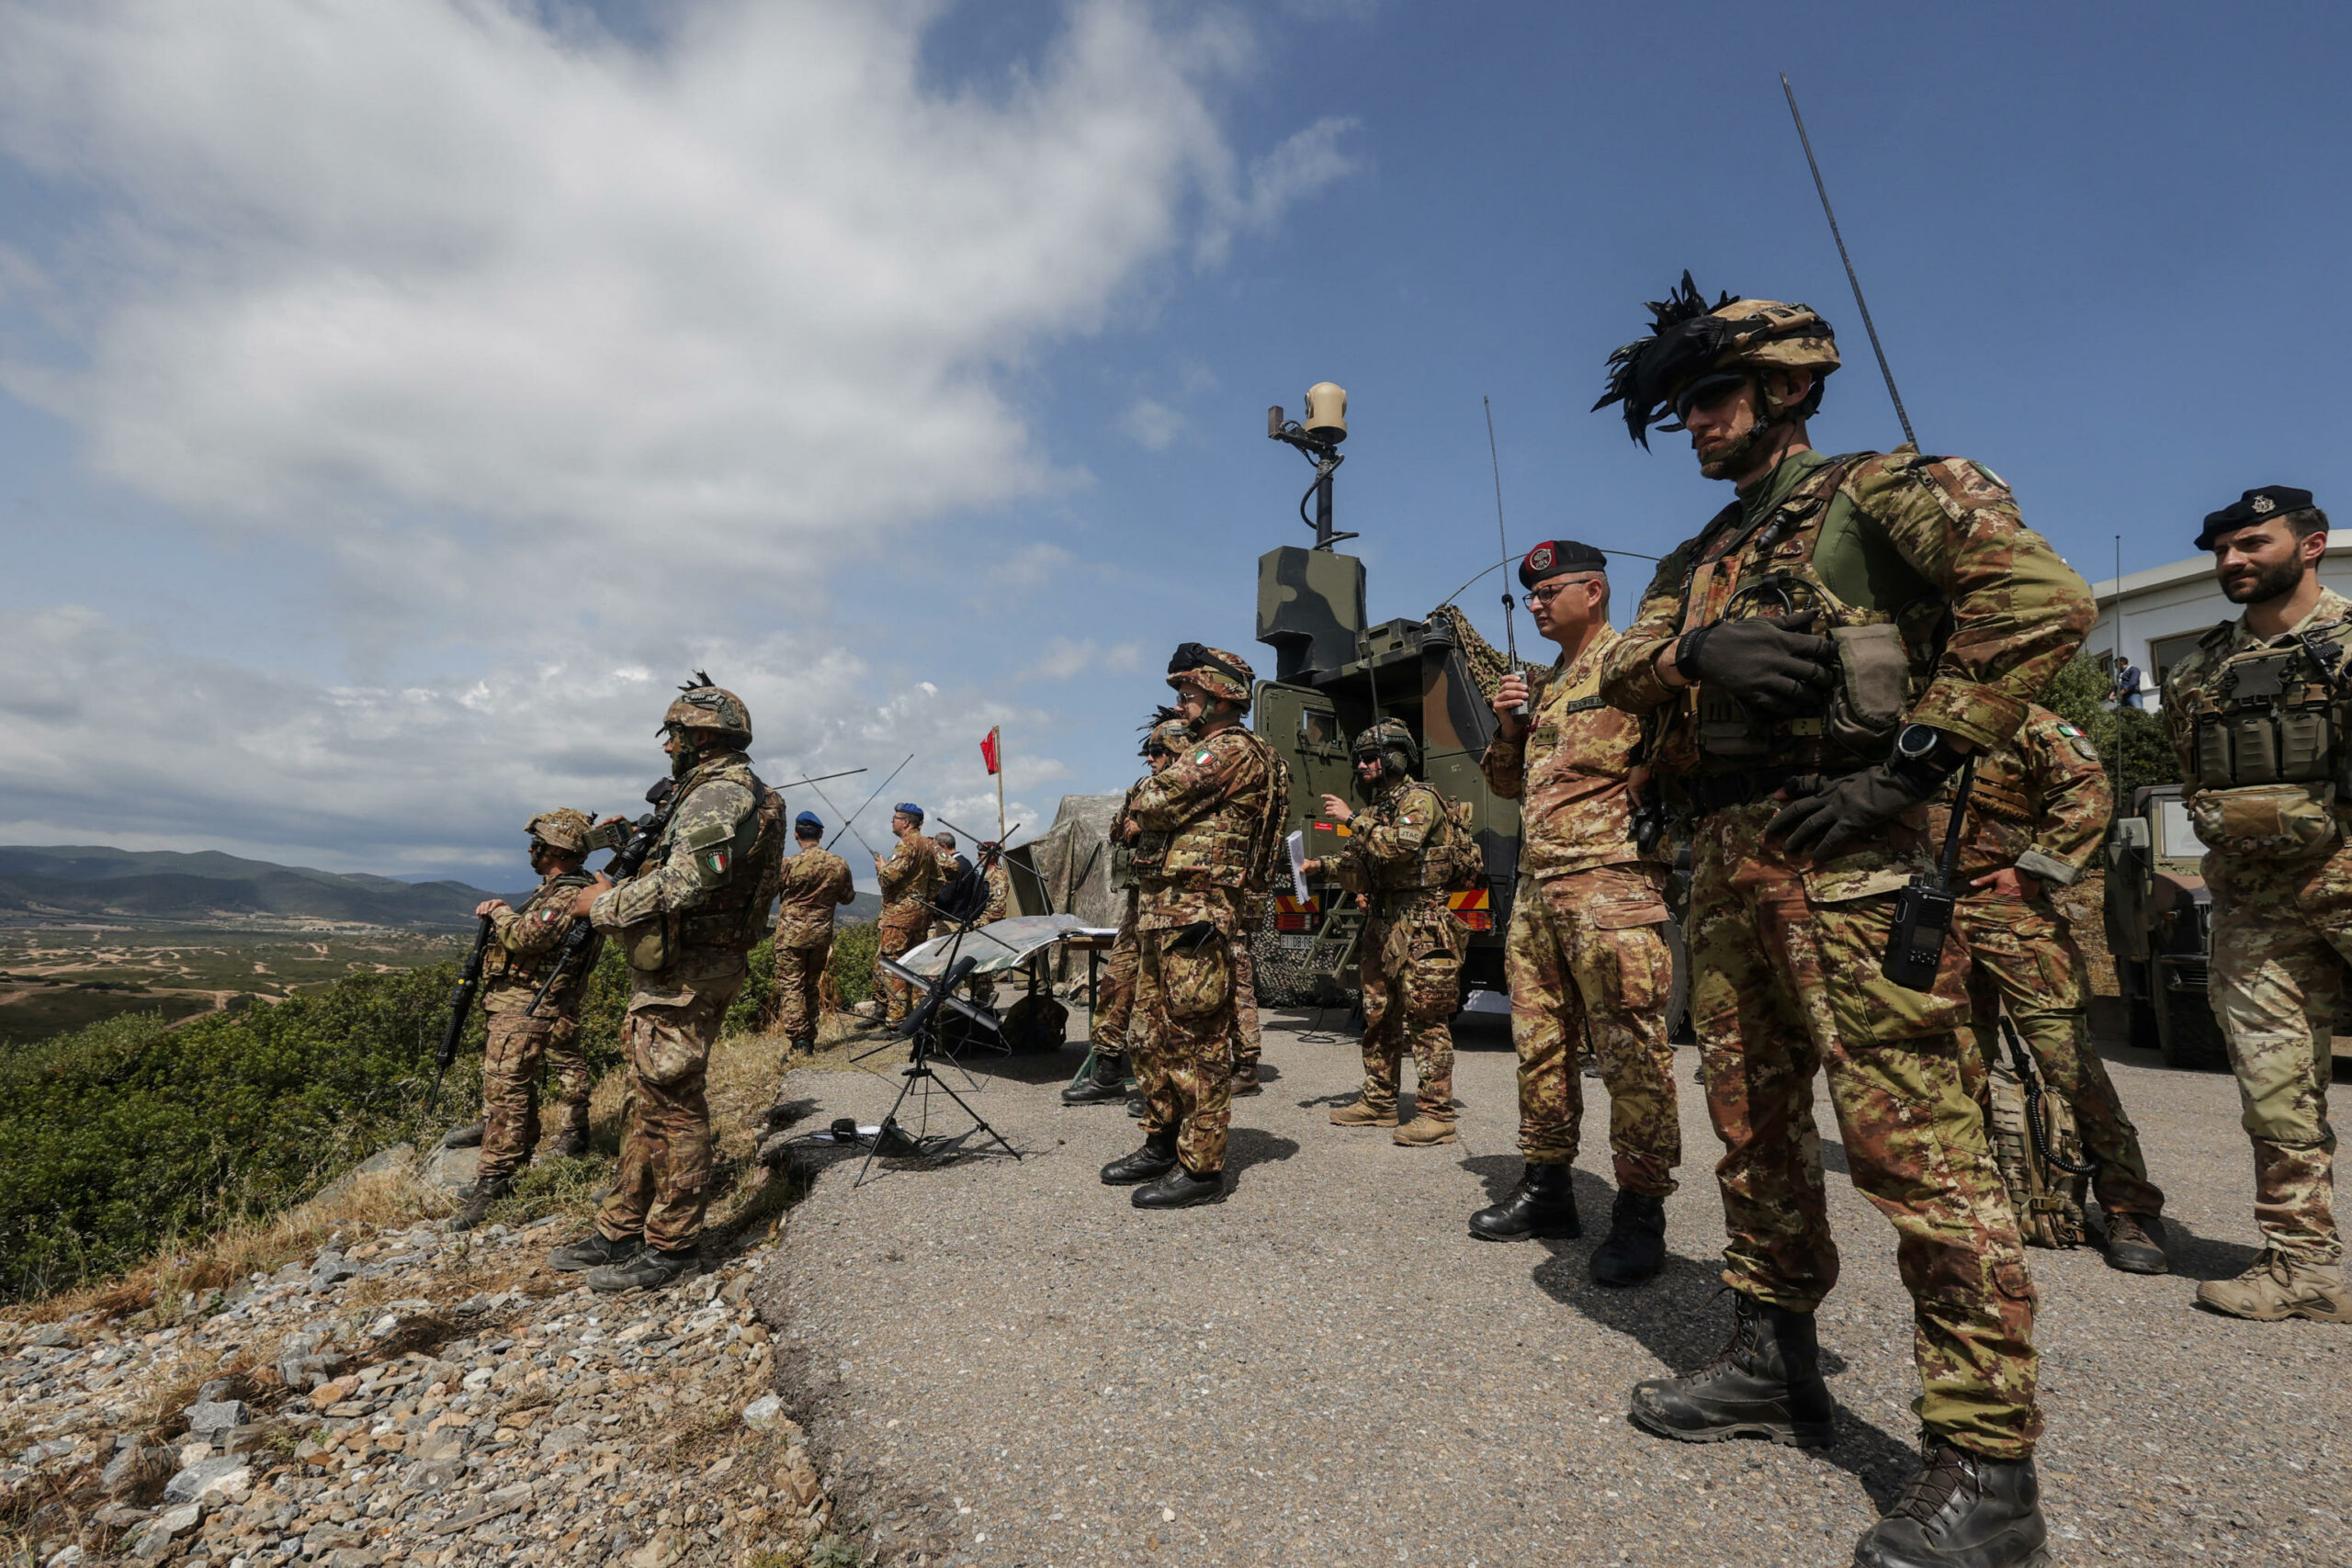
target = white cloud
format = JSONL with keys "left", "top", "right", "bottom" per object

{"left": 987, "top": 542, "right": 1075, "bottom": 587}
{"left": 1118, "top": 396, "right": 1184, "bottom": 451}
{"left": 1015, "top": 636, "right": 1142, "bottom": 683}
{"left": 1195, "top": 115, "right": 1362, "bottom": 266}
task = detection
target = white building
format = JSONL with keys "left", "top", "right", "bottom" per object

{"left": 2086, "top": 533, "right": 2352, "bottom": 704}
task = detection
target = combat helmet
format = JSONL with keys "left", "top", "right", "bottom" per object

{"left": 661, "top": 670, "right": 752, "bottom": 743}
{"left": 1352, "top": 717, "right": 1419, "bottom": 778}
{"left": 1594, "top": 272, "right": 1840, "bottom": 446}
{"left": 526, "top": 807, "right": 594, "bottom": 856}
{"left": 1167, "top": 642, "right": 1256, "bottom": 709}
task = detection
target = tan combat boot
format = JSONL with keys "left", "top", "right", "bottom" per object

{"left": 2194, "top": 1249, "right": 2352, "bottom": 1323}
{"left": 1330, "top": 1098, "right": 1398, "bottom": 1127}
{"left": 1393, "top": 1115, "right": 1457, "bottom": 1147}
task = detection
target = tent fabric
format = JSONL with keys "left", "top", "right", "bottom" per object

{"left": 1023, "top": 793, "right": 1125, "bottom": 931}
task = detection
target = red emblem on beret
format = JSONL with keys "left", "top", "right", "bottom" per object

{"left": 1525, "top": 544, "right": 1555, "bottom": 574}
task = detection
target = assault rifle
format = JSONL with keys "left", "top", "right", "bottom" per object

{"left": 523, "top": 777, "right": 679, "bottom": 1018}
{"left": 427, "top": 915, "right": 495, "bottom": 1115}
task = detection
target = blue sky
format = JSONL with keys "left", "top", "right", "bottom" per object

{"left": 2, "top": 0, "right": 2346, "bottom": 886}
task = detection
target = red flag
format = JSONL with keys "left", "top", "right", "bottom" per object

{"left": 980, "top": 727, "right": 1001, "bottom": 775}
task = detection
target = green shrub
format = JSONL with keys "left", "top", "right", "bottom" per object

{"left": 829, "top": 921, "right": 877, "bottom": 1006}
{"left": 2038, "top": 651, "right": 2180, "bottom": 794}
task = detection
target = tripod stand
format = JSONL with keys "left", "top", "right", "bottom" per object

{"left": 854, "top": 934, "right": 1023, "bottom": 1189}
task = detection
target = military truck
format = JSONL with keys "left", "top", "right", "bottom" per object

{"left": 1245, "top": 383, "right": 1689, "bottom": 1032}
{"left": 2104, "top": 782, "right": 2227, "bottom": 1070}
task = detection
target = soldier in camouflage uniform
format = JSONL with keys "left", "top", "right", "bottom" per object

{"left": 2162, "top": 486, "right": 2352, "bottom": 1325}
{"left": 1064, "top": 716, "right": 1185, "bottom": 1107}
{"left": 451, "top": 808, "right": 606, "bottom": 1232}
{"left": 547, "top": 678, "right": 786, "bottom": 1292}
{"left": 764, "top": 809, "right": 854, "bottom": 1051}
{"left": 967, "top": 841, "right": 1015, "bottom": 1010}
{"left": 1470, "top": 539, "right": 1682, "bottom": 1288}
{"left": 866, "top": 805, "right": 943, "bottom": 1025}
{"left": 1227, "top": 925, "right": 1263, "bottom": 1097}
{"left": 1593, "top": 276, "right": 2093, "bottom": 1567}
{"left": 1306, "top": 720, "right": 1477, "bottom": 1146}
{"left": 1100, "top": 647, "right": 1284, "bottom": 1209}
{"left": 1946, "top": 704, "right": 2168, "bottom": 1272}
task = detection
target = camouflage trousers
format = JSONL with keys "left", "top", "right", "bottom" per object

{"left": 1505, "top": 863, "right": 1679, "bottom": 1194}
{"left": 1953, "top": 894, "right": 2164, "bottom": 1218}
{"left": 1357, "top": 901, "right": 1464, "bottom": 1121}
{"left": 1093, "top": 919, "right": 1139, "bottom": 1063}
{"left": 1229, "top": 929, "right": 1261, "bottom": 1073}
{"left": 876, "top": 915, "right": 926, "bottom": 1022}
{"left": 2206, "top": 847, "right": 2350, "bottom": 1263}
{"left": 1137, "top": 900, "right": 1238, "bottom": 1174}
{"left": 770, "top": 934, "right": 832, "bottom": 1043}
{"left": 596, "top": 966, "right": 745, "bottom": 1253}
{"left": 1688, "top": 801, "right": 2040, "bottom": 1459}
{"left": 476, "top": 1010, "right": 589, "bottom": 1188}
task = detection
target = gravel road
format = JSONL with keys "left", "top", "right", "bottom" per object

{"left": 757, "top": 1006, "right": 2351, "bottom": 1567}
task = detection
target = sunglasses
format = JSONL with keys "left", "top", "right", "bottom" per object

{"left": 1514, "top": 575, "right": 1601, "bottom": 610}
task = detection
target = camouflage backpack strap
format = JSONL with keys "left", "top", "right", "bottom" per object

{"left": 1244, "top": 729, "right": 1292, "bottom": 895}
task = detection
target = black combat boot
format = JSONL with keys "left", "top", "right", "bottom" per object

{"left": 1133, "top": 1165, "right": 1224, "bottom": 1209}
{"left": 586, "top": 1245, "right": 700, "bottom": 1294}
{"left": 1125, "top": 1093, "right": 1148, "bottom": 1119}
{"left": 1852, "top": 1435, "right": 2051, "bottom": 1568}
{"left": 1629, "top": 1290, "right": 1836, "bottom": 1448}
{"left": 1468, "top": 1162, "right": 1579, "bottom": 1242}
{"left": 439, "top": 1121, "right": 485, "bottom": 1150}
{"left": 1590, "top": 1189, "right": 1668, "bottom": 1286}
{"left": 1062, "top": 1053, "right": 1127, "bottom": 1106}
{"left": 1100, "top": 1130, "right": 1179, "bottom": 1186}
{"left": 547, "top": 1231, "right": 640, "bottom": 1273}
{"left": 447, "top": 1177, "right": 511, "bottom": 1233}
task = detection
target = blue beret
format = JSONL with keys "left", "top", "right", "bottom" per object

{"left": 794, "top": 811, "right": 822, "bottom": 830}
{"left": 895, "top": 802, "right": 923, "bottom": 820}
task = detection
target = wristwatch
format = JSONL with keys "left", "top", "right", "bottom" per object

{"left": 1890, "top": 723, "right": 1966, "bottom": 784}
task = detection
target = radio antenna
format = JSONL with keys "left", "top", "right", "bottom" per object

{"left": 1781, "top": 72, "right": 1916, "bottom": 448}
{"left": 1485, "top": 396, "right": 1528, "bottom": 720}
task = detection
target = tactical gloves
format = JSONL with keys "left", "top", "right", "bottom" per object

{"left": 1768, "top": 761, "right": 1937, "bottom": 861}
{"left": 1676, "top": 612, "right": 1835, "bottom": 716}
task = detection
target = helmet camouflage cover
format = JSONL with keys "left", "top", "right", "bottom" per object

{"left": 661, "top": 670, "right": 752, "bottom": 741}
{"left": 1148, "top": 717, "right": 1193, "bottom": 755}
{"left": 1594, "top": 272, "right": 1840, "bottom": 446}
{"left": 526, "top": 807, "right": 594, "bottom": 854}
{"left": 1166, "top": 642, "right": 1256, "bottom": 708}
{"left": 1352, "top": 717, "right": 1419, "bottom": 776}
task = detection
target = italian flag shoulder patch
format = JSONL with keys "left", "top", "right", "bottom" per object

{"left": 701, "top": 848, "right": 731, "bottom": 875}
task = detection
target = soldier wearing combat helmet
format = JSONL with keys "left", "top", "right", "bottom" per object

{"left": 1307, "top": 719, "right": 1478, "bottom": 1146}
{"left": 1099, "top": 646, "right": 1286, "bottom": 1209}
{"left": 1067, "top": 712, "right": 1189, "bottom": 1108}
{"left": 1595, "top": 275, "right": 2094, "bottom": 1567}
{"left": 2163, "top": 486, "right": 2352, "bottom": 1325}
{"left": 545, "top": 674, "right": 786, "bottom": 1292}
{"left": 448, "top": 807, "right": 607, "bottom": 1232}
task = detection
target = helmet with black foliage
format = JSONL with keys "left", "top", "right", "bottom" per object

{"left": 1594, "top": 272, "right": 1840, "bottom": 447}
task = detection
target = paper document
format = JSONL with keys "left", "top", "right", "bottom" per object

{"left": 1286, "top": 830, "right": 1309, "bottom": 903}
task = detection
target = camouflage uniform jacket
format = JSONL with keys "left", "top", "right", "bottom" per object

{"left": 1328, "top": 777, "right": 1453, "bottom": 914}
{"left": 1481, "top": 627, "right": 1645, "bottom": 880}
{"left": 981, "top": 861, "right": 1012, "bottom": 923}
{"left": 774, "top": 845, "right": 855, "bottom": 947}
{"left": 1600, "top": 446, "right": 2095, "bottom": 765}
{"left": 2162, "top": 587, "right": 2352, "bottom": 838}
{"left": 1940, "top": 703, "right": 2110, "bottom": 888}
{"left": 590, "top": 750, "right": 783, "bottom": 964}
{"left": 876, "top": 831, "right": 944, "bottom": 931}
{"left": 482, "top": 869, "right": 600, "bottom": 1016}
{"left": 1129, "top": 723, "right": 1281, "bottom": 933}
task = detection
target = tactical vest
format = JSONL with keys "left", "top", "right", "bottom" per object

{"left": 484, "top": 870, "right": 596, "bottom": 990}
{"left": 2177, "top": 622, "right": 2352, "bottom": 857}
{"left": 1354, "top": 782, "right": 1482, "bottom": 895}
{"left": 1662, "top": 451, "right": 1946, "bottom": 777}
{"left": 671, "top": 759, "right": 789, "bottom": 953}
{"left": 1151, "top": 728, "right": 1280, "bottom": 892}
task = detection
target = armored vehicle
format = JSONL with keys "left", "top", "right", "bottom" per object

{"left": 2104, "top": 782, "right": 2227, "bottom": 1069}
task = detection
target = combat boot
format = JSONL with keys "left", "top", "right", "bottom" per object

{"left": 1468, "top": 1162, "right": 1579, "bottom": 1241}
{"left": 1329, "top": 1097, "right": 1398, "bottom": 1128}
{"left": 1629, "top": 1290, "right": 1836, "bottom": 1448}
{"left": 1591, "top": 1189, "right": 1668, "bottom": 1287}
{"left": 1100, "top": 1129, "right": 1180, "bottom": 1186}
{"left": 2098, "top": 1211, "right": 2168, "bottom": 1276}
{"left": 447, "top": 1177, "right": 510, "bottom": 1233}
{"left": 2193, "top": 1248, "right": 2352, "bottom": 1322}
{"left": 1062, "top": 1054, "right": 1126, "bottom": 1106}
{"left": 1852, "top": 1435, "right": 2051, "bottom": 1568}
{"left": 439, "top": 1121, "right": 485, "bottom": 1150}
{"left": 1133, "top": 1165, "right": 1224, "bottom": 1209}
{"left": 587, "top": 1245, "right": 699, "bottom": 1293}
{"left": 1231, "top": 1062, "right": 1262, "bottom": 1097}
{"left": 1392, "top": 1115, "right": 1456, "bottom": 1146}
{"left": 547, "top": 1230, "right": 640, "bottom": 1273}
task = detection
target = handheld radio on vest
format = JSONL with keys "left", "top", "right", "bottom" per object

{"left": 1880, "top": 756, "right": 1973, "bottom": 991}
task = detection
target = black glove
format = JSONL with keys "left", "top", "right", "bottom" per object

{"left": 1766, "top": 763, "right": 1935, "bottom": 861}
{"left": 1677, "top": 612, "right": 1835, "bottom": 716}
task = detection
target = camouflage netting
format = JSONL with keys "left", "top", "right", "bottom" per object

{"left": 1427, "top": 604, "right": 1542, "bottom": 700}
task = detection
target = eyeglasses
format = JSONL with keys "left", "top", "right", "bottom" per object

{"left": 1514, "top": 576, "right": 1601, "bottom": 610}
{"left": 1670, "top": 371, "right": 1751, "bottom": 424}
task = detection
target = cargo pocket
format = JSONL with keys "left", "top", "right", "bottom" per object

{"left": 2188, "top": 781, "right": 2341, "bottom": 859}
{"left": 1589, "top": 896, "right": 1670, "bottom": 1012}
{"left": 1815, "top": 889, "right": 1967, "bottom": 1047}
{"left": 1160, "top": 925, "right": 1232, "bottom": 1021}
{"left": 628, "top": 1005, "right": 710, "bottom": 1088}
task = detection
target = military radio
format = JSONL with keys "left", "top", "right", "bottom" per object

{"left": 1880, "top": 754, "right": 1973, "bottom": 991}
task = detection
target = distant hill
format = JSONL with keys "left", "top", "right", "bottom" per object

{"left": 0, "top": 847, "right": 506, "bottom": 929}
{"left": 0, "top": 845, "right": 886, "bottom": 930}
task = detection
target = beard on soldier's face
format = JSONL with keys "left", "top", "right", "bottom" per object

{"left": 2222, "top": 552, "right": 2307, "bottom": 605}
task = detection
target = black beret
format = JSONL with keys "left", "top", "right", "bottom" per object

{"left": 2198, "top": 486, "right": 2318, "bottom": 549}
{"left": 1519, "top": 539, "right": 1610, "bottom": 588}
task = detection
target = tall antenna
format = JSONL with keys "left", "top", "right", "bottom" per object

{"left": 1781, "top": 73, "right": 1917, "bottom": 448}
{"left": 1485, "top": 396, "right": 1528, "bottom": 719}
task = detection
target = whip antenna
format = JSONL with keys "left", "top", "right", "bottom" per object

{"left": 1485, "top": 396, "right": 1529, "bottom": 720}
{"left": 1781, "top": 72, "right": 1916, "bottom": 448}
